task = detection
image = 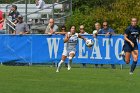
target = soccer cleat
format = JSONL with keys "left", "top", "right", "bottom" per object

{"left": 67, "top": 67, "right": 71, "bottom": 71}
{"left": 56, "top": 67, "right": 60, "bottom": 72}
{"left": 129, "top": 72, "right": 133, "bottom": 75}
{"left": 56, "top": 69, "right": 59, "bottom": 72}
{"left": 119, "top": 51, "right": 126, "bottom": 62}
{"left": 119, "top": 51, "right": 125, "bottom": 57}
{"left": 67, "top": 66, "right": 71, "bottom": 71}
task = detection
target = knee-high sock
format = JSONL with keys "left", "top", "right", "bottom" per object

{"left": 130, "top": 61, "right": 137, "bottom": 72}
{"left": 68, "top": 57, "right": 72, "bottom": 68}
{"left": 57, "top": 60, "right": 64, "bottom": 69}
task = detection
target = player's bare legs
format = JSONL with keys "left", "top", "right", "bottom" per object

{"left": 125, "top": 52, "right": 131, "bottom": 64}
{"left": 130, "top": 50, "right": 138, "bottom": 74}
{"left": 56, "top": 55, "right": 67, "bottom": 72}
{"left": 68, "top": 52, "right": 75, "bottom": 70}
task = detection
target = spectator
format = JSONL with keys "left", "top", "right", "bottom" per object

{"left": 60, "top": 25, "right": 66, "bottom": 33}
{"left": 0, "top": 11, "right": 6, "bottom": 34}
{"left": 55, "top": 25, "right": 67, "bottom": 34}
{"left": 14, "top": 15, "right": 29, "bottom": 35}
{"left": 35, "top": 0, "right": 46, "bottom": 9}
{"left": 7, "top": 5, "right": 20, "bottom": 24}
{"left": 93, "top": 22, "right": 102, "bottom": 38}
{"left": 79, "top": 25, "right": 88, "bottom": 34}
{"left": 93, "top": 22, "right": 103, "bottom": 68}
{"left": 79, "top": 25, "right": 88, "bottom": 68}
{"left": 55, "top": 25, "right": 68, "bottom": 67}
{"left": 99, "top": 21, "right": 116, "bottom": 69}
{"left": 0, "top": 10, "right": 4, "bottom": 30}
{"left": 98, "top": 21, "right": 115, "bottom": 35}
{"left": 49, "top": 25, "right": 67, "bottom": 67}
{"left": 45, "top": 18, "right": 59, "bottom": 34}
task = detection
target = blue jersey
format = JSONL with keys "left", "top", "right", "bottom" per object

{"left": 98, "top": 27, "right": 114, "bottom": 34}
{"left": 125, "top": 25, "right": 140, "bottom": 43}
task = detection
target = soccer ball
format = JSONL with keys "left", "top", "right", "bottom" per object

{"left": 86, "top": 39, "right": 94, "bottom": 47}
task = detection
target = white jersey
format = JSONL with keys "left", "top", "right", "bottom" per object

{"left": 66, "top": 32, "right": 78, "bottom": 51}
{"left": 62, "top": 32, "right": 79, "bottom": 56}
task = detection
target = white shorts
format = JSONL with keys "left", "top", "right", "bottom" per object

{"left": 62, "top": 49, "right": 76, "bottom": 57}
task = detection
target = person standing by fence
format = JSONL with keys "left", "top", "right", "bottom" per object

{"left": 7, "top": 5, "right": 20, "bottom": 34}
{"left": 79, "top": 25, "right": 88, "bottom": 68}
{"left": 14, "top": 15, "right": 29, "bottom": 35}
{"left": 98, "top": 21, "right": 116, "bottom": 69}
{"left": 0, "top": 10, "right": 4, "bottom": 30}
{"left": 93, "top": 22, "right": 103, "bottom": 68}
{"left": 0, "top": 10, "right": 6, "bottom": 34}
{"left": 7, "top": 5, "right": 20, "bottom": 24}
{"left": 45, "top": 18, "right": 59, "bottom": 34}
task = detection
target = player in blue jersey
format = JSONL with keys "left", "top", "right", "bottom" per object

{"left": 56, "top": 25, "right": 87, "bottom": 72}
{"left": 123, "top": 18, "right": 140, "bottom": 74}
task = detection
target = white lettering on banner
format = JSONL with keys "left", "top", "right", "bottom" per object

{"left": 103, "top": 38, "right": 113, "bottom": 59}
{"left": 90, "top": 38, "right": 102, "bottom": 59}
{"left": 46, "top": 37, "right": 124, "bottom": 61}
{"left": 47, "top": 38, "right": 60, "bottom": 58}
{"left": 115, "top": 38, "right": 124, "bottom": 60}
{"left": 78, "top": 39, "right": 88, "bottom": 58}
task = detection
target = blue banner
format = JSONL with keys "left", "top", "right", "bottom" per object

{"left": 0, "top": 34, "right": 139, "bottom": 64}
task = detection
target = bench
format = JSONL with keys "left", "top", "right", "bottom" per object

{"left": 0, "top": 4, "right": 65, "bottom": 33}
{"left": 0, "top": 4, "right": 63, "bottom": 19}
{"left": 0, "top": 4, "right": 63, "bottom": 10}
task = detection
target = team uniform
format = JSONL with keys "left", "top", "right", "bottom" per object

{"left": 124, "top": 25, "right": 140, "bottom": 52}
{"left": 62, "top": 32, "right": 79, "bottom": 56}
{"left": 56, "top": 32, "right": 79, "bottom": 72}
{"left": 123, "top": 25, "right": 140, "bottom": 74}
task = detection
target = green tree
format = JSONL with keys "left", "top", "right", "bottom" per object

{"left": 66, "top": 0, "right": 140, "bottom": 34}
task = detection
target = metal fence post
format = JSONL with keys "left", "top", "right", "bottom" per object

{"left": 70, "top": 0, "right": 72, "bottom": 15}
{"left": 25, "top": 0, "right": 28, "bottom": 23}
{"left": 52, "top": 0, "right": 55, "bottom": 19}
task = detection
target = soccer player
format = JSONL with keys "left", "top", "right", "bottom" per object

{"left": 56, "top": 25, "right": 86, "bottom": 72}
{"left": 123, "top": 18, "right": 140, "bottom": 74}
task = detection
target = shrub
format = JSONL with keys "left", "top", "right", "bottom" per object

{"left": 66, "top": 0, "right": 140, "bottom": 34}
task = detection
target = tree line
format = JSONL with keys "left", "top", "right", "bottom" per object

{"left": 1, "top": 0, "right": 140, "bottom": 34}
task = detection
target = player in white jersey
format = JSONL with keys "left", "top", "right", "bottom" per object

{"left": 56, "top": 25, "right": 86, "bottom": 72}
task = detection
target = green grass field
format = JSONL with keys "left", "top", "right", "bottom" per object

{"left": 0, "top": 65, "right": 140, "bottom": 93}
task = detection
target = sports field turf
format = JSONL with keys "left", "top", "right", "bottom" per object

{"left": 0, "top": 65, "right": 140, "bottom": 93}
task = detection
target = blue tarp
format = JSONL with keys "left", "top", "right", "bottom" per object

{"left": 0, "top": 34, "right": 139, "bottom": 64}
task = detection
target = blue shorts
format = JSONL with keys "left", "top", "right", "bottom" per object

{"left": 124, "top": 42, "right": 138, "bottom": 52}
